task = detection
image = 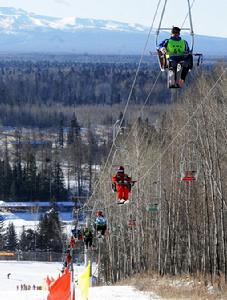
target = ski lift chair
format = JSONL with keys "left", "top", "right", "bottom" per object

{"left": 146, "top": 179, "right": 161, "bottom": 212}
{"left": 127, "top": 218, "right": 136, "bottom": 229}
{"left": 181, "top": 170, "right": 197, "bottom": 181}
{"left": 180, "top": 128, "right": 200, "bottom": 182}
{"left": 155, "top": 0, "right": 203, "bottom": 89}
{"left": 146, "top": 202, "right": 160, "bottom": 212}
{"left": 180, "top": 160, "right": 199, "bottom": 182}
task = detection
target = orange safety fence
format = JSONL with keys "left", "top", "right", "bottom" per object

{"left": 0, "top": 251, "right": 16, "bottom": 256}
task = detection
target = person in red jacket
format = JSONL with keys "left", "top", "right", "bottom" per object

{"left": 112, "top": 166, "right": 135, "bottom": 204}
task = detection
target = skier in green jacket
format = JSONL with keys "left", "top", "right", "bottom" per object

{"left": 158, "top": 26, "right": 193, "bottom": 87}
{"left": 83, "top": 227, "right": 93, "bottom": 249}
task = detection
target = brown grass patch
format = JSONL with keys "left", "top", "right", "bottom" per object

{"left": 118, "top": 273, "right": 227, "bottom": 299}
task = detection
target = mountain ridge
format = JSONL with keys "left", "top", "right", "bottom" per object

{"left": 0, "top": 7, "right": 147, "bottom": 33}
{"left": 0, "top": 7, "right": 226, "bottom": 55}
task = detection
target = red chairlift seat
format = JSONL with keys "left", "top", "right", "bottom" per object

{"left": 181, "top": 170, "right": 197, "bottom": 181}
{"left": 128, "top": 219, "right": 136, "bottom": 228}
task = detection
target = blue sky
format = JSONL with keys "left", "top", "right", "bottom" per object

{"left": 1, "top": 0, "right": 227, "bottom": 38}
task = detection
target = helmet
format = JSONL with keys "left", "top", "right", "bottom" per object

{"left": 117, "top": 166, "right": 124, "bottom": 173}
{"left": 96, "top": 210, "right": 102, "bottom": 216}
{"left": 171, "top": 26, "right": 181, "bottom": 34}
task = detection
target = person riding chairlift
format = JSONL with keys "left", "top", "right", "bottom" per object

{"left": 94, "top": 211, "right": 107, "bottom": 238}
{"left": 83, "top": 226, "right": 93, "bottom": 249}
{"left": 158, "top": 26, "right": 193, "bottom": 88}
{"left": 112, "top": 166, "right": 135, "bottom": 204}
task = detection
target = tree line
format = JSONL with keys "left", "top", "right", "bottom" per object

{"left": 0, "top": 115, "right": 110, "bottom": 201}
{"left": 0, "top": 59, "right": 168, "bottom": 127}
{"left": 0, "top": 206, "right": 64, "bottom": 253}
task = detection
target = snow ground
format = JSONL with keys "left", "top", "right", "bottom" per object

{"left": 0, "top": 261, "right": 160, "bottom": 300}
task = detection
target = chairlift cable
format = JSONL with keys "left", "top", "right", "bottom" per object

{"left": 117, "top": 71, "right": 162, "bottom": 152}
{"left": 116, "top": 0, "right": 162, "bottom": 134}
{"left": 86, "top": 0, "right": 201, "bottom": 215}
{"left": 91, "top": 0, "right": 198, "bottom": 212}
{"left": 84, "top": 0, "right": 164, "bottom": 215}
{"left": 140, "top": 68, "right": 227, "bottom": 181}
{"left": 102, "top": 70, "right": 162, "bottom": 200}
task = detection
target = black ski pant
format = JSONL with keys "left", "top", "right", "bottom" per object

{"left": 168, "top": 54, "right": 193, "bottom": 81}
{"left": 84, "top": 237, "right": 93, "bottom": 248}
{"left": 96, "top": 224, "right": 107, "bottom": 236}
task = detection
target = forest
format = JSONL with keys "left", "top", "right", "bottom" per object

{"left": 0, "top": 54, "right": 226, "bottom": 292}
{"left": 0, "top": 206, "right": 65, "bottom": 255}
{"left": 0, "top": 115, "right": 110, "bottom": 201}
{"left": 0, "top": 56, "right": 174, "bottom": 127}
{"left": 89, "top": 66, "right": 227, "bottom": 285}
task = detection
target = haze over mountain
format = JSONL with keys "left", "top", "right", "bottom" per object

{"left": 0, "top": 7, "right": 226, "bottom": 55}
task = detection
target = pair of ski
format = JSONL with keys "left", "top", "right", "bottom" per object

{"left": 117, "top": 200, "right": 129, "bottom": 205}
{"left": 97, "top": 234, "right": 105, "bottom": 242}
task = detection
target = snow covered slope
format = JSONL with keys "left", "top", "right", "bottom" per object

{"left": 0, "top": 261, "right": 160, "bottom": 300}
{"left": 1, "top": 210, "right": 73, "bottom": 234}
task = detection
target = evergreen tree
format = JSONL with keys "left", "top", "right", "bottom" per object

{"left": 51, "top": 161, "right": 68, "bottom": 201}
{"left": 25, "top": 152, "right": 37, "bottom": 201}
{"left": 0, "top": 215, "right": 5, "bottom": 250}
{"left": 11, "top": 162, "right": 23, "bottom": 200}
{"left": 86, "top": 123, "right": 98, "bottom": 194}
{"left": 38, "top": 157, "right": 52, "bottom": 201}
{"left": 67, "top": 115, "right": 84, "bottom": 195}
{"left": 37, "top": 208, "right": 63, "bottom": 252}
{"left": 19, "top": 226, "right": 27, "bottom": 251}
{"left": 67, "top": 115, "right": 81, "bottom": 145}
{"left": 58, "top": 118, "right": 64, "bottom": 148}
{"left": 37, "top": 214, "right": 49, "bottom": 250}
{"left": 0, "top": 138, "right": 13, "bottom": 199}
{"left": 5, "top": 223, "right": 18, "bottom": 251}
{"left": 19, "top": 227, "right": 36, "bottom": 251}
{"left": 0, "top": 160, "right": 5, "bottom": 199}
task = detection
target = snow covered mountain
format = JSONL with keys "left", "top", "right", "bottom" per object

{"left": 0, "top": 7, "right": 226, "bottom": 55}
{"left": 0, "top": 7, "right": 147, "bottom": 33}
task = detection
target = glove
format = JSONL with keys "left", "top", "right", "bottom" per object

{"left": 160, "top": 47, "right": 167, "bottom": 54}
